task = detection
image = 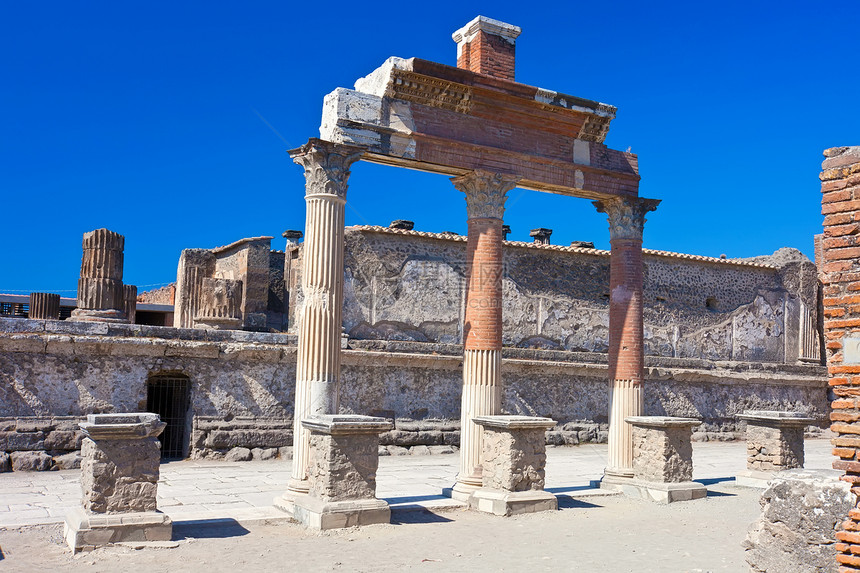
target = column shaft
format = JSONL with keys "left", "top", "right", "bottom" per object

{"left": 287, "top": 140, "right": 361, "bottom": 493}
{"left": 594, "top": 197, "right": 659, "bottom": 478}
{"left": 450, "top": 171, "right": 518, "bottom": 498}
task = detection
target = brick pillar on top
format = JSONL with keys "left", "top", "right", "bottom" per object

{"left": 448, "top": 170, "right": 520, "bottom": 501}
{"left": 452, "top": 16, "right": 521, "bottom": 81}
{"left": 818, "top": 146, "right": 860, "bottom": 571}
{"left": 594, "top": 196, "right": 660, "bottom": 480}
{"left": 277, "top": 139, "right": 362, "bottom": 503}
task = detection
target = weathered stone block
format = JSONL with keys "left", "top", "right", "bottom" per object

{"left": 0, "top": 452, "right": 11, "bottom": 472}
{"left": 10, "top": 451, "right": 53, "bottom": 471}
{"left": 470, "top": 416, "right": 557, "bottom": 516}
{"left": 281, "top": 415, "right": 392, "bottom": 530}
{"left": 225, "top": 447, "right": 252, "bottom": 461}
{"left": 65, "top": 412, "right": 171, "bottom": 552}
{"left": 45, "top": 430, "right": 83, "bottom": 451}
{"left": 744, "top": 469, "right": 852, "bottom": 573}
{"left": 620, "top": 416, "right": 706, "bottom": 504}
{"left": 53, "top": 451, "right": 82, "bottom": 470}
{"left": 7, "top": 431, "right": 46, "bottom": 451}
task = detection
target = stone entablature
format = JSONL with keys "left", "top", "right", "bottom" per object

{"left": 320, "top": 56, "right": 636, "bottom": 198}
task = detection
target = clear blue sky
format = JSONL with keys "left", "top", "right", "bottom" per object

{"left": 2, "top": 2, "right": 858, "bottom": 295}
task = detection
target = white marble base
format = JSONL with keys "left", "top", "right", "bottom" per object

{"left": 469, "top": 488, "right": 557, "bottom": 516}
{"left": 598, "top": 475, "right": 707, "bottom": 503}
{"left": 64, "top": 507, "right": 172, "bottom": 553}
{"left": 290, "top": 494, "right": 390, "bottom": 530}
{"left": 735, "top": 470, "right": 777, "bottom": 489}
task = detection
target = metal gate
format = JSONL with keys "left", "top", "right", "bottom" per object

{"left": 146, "top": 375, "right": 190, "bottom": 459}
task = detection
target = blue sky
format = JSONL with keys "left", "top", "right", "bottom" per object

{"left": 2, "top": 2, "right": 858, "bottom": 295}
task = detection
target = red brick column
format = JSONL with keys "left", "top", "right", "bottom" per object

{"left": 819, "top": 146, "right": 860, "bottom": 572}
{"left": 449, "top": 170, "right": 519, "bottom": 500}
{"left": 594, "top": 196, "right": 660, "bottom": 479}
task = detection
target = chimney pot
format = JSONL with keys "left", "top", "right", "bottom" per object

{"left": 530, "top": 228, "right": 552, "bottom": 245}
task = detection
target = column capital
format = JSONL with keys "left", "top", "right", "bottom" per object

{"left": 593, "top": 196, "right": 661, "bottom": 241}
{"left": 290, "top": 138, "right": 364, "bottom": 199}
{"left": 451, "top": 170, "right": 520, "bottom": 220}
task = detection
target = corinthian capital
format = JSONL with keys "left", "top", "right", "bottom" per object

{"left": 593, "top": 196, "right": 660, "bottom": 241}
{"left": 290, "top": 138, "right": 364, "bottom": 199}
{"left": 451, "top": 170, "right": 520, "bottom": 220}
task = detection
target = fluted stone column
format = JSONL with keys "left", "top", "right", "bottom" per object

{"left": 448, "top": 170, "right": 519, "bottom": 501}
{"left": 593, "top": 197, "right": 659, "bottom": 480}
{"left": 29, "top": 293, "right": 60, "bottom": 320}
{"left": 70, "top": 229, "right": 128, "bottom": 323}
{"left": 123, "top": 285, "right": 137, "bottom": 324}
{"left": 279, "top": 139, "right": 362, "bottom": 500}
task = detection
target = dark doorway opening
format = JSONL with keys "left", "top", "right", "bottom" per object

{"left": 146, "top": 374, "right": 190, "bottom": 459}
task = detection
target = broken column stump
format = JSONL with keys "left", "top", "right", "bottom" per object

{"left": 623, "top": 416, "right": 706, "bottom": 503}
{"left": 28, "top": 292, "right": 60, "bottom": 320}
{"left": 288, "top": 415, "right": 392, "bottom": 530}
{"left": 64, "top": 413, "right": 172, "bottom": 552}
{"left": 70, "top": 228, "right": 129, "bottom": 323}
{"left": 469, "top": 415, "right": 557, "bottom": 516}
{"left": 736, "top": 410, "right": 816, "bottom": 488}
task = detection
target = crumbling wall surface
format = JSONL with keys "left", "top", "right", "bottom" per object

{"left": 0, "top": 319, "right": 827, "bottom": 467}
{"left": 337, "top": 227, "right": 817, "bottom": 363}
{"left": 744, "top": 469, "right": 852, "bottom": 573}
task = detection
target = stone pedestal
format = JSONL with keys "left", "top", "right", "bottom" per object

{"left": 447, "top": 170, "right": 519, "bottom": 501}
{"left": 468, "top": 415, "right": 557, "bottom": 516}
{"left": 194, "top": 277, "right": 243, "bottom": 330}
{"left": 608, "top": 416, "right": 706, "bottom": 503}
{"left": 28, "top": 292, "right": 60, "bottom": 320}
{"left": 276, "top": 415, "right": 391, "bottom": 530}
{"left": 64, "top": 413, "right": 171, "bottom": 552}
{"left": 70, "top": 229, "right": 129, "bottom": 323}
{"left": 736, "top": 410, "right": 816, "bottom": 488}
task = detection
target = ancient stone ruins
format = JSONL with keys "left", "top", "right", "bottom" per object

{"left": 0, "top": 14, "right": 858, "bottom": 569}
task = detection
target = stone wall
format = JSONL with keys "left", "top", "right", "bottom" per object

{"left": 0, "top": 317, "right": 827, "bottom": 468}
{"left": 331, "top": 227, "right": 821, "bottom": 364}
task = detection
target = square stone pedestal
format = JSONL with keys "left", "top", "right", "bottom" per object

{"left": 284, "top": 415, "right": 392, "bottom": 530}
{"left": 63, "top": 413, "right": 172, "bottom": 552}
{"left": 616, "top": 416, "right": 706, "bottom": 504}
{"left": 736, "top": 410, "right": 816, "bottom": 488}
{"left": 64, "top": 508, "right": 172, "bottom": 552}
{"left": 468, "top": 415, "right": 557, "bottom": 516}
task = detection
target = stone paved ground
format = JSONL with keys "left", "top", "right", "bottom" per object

{"left": 0, "top": 439, "right": 835, "bottom": 572}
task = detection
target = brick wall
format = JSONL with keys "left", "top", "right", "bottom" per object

{"left": 458, "top": 30, "right": 516, "bottom": 81}
{"left": 819, "top": 146, "right": 860, "bottom": 571}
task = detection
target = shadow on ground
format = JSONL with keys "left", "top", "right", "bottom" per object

{"left": 390, "top": 509, "right": 454, "bottom": 525}
{"left": 173, "top": 518, "right": 251, "bottom": 540}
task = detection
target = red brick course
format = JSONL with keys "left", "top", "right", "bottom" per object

{"left": 464, "top": 217, "right": 503, "bottom": 351}
{"left": 821, "top": 146, "right": 860, "bottom": 570}
{"left": 458, "top": 30, "right": 516, "bottom": 81}
{"left": 608, "top": 237, "right": 644, "bottom": 382}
